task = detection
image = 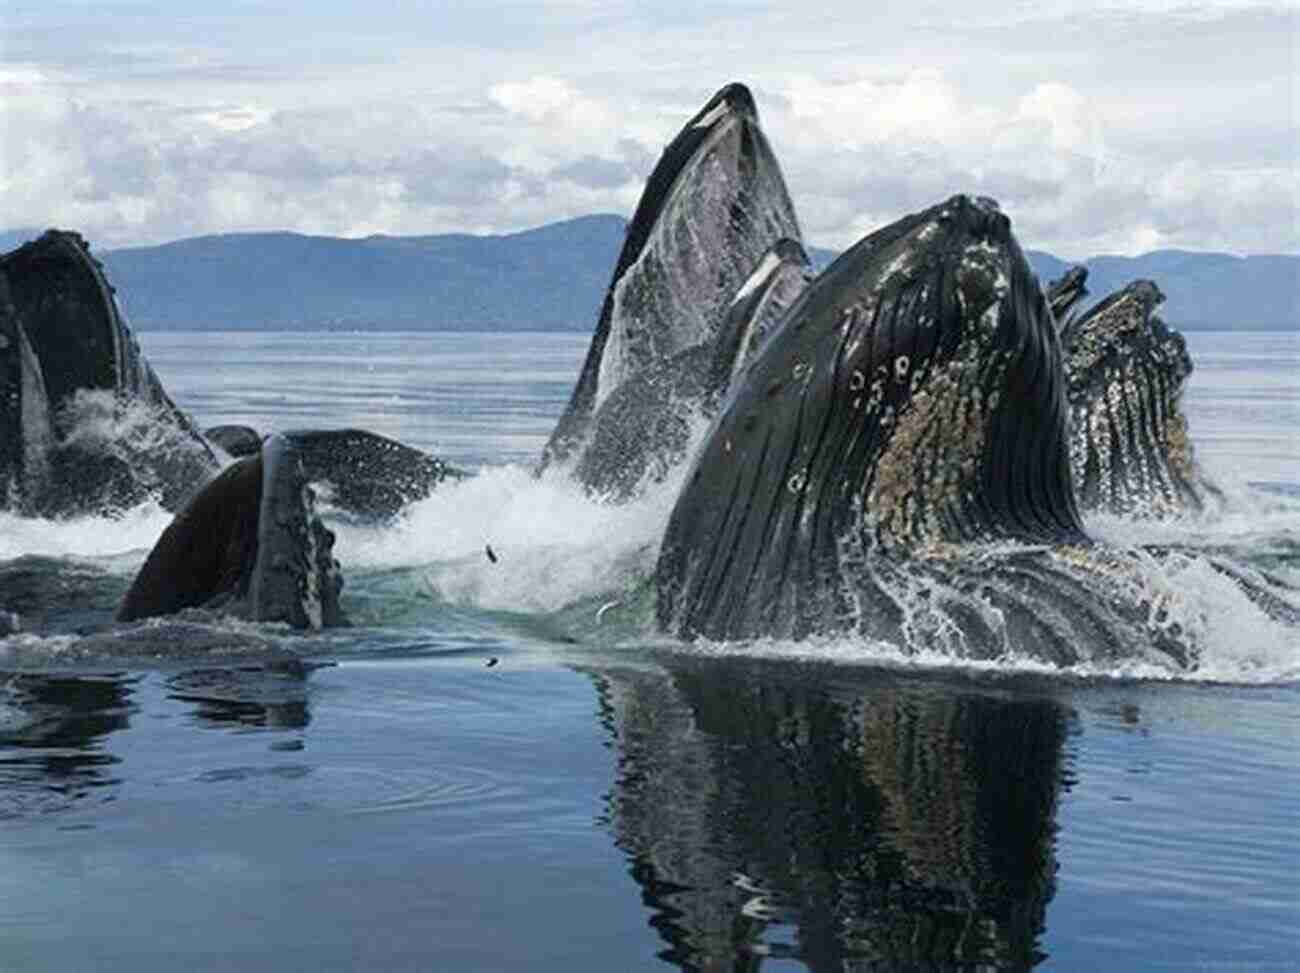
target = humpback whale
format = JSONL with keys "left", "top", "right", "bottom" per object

{"left": 1057, "top": 275, "right": 1219, "bottom": 517}
{"left": 649, "top": 194, "right": 1287, "bottom": 667}
{"left": 116, "top": 427, "right": 459, "bottom": 626}
{"left": 542, "top": 83, "right": 804, "bottom": 494}
{"left": 657, "top": 196, "right": 1082, "bottom": 631}
{"left": 119, "top": 433, "right": 343, "bottom": 629}
{"left": 0, "top": 230, "right": 218, "bottom": 516}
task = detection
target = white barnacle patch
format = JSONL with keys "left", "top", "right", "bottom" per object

{"left": 787, "top": 468, "right": 806, "bottom": 494}
{"left": 792, "top": 358, "right": 810, "bottom": 383}
{"left": 894, "top": 355, "right": 910, "bottom": 381}
{"left": 876, "top": 248, "right": 915, "bottom": 294}
{"left": 849, "top": 369, "right": 866, "bottom": 392}
{"left": 866, "top": 379, "right": 885, "bottom": 413}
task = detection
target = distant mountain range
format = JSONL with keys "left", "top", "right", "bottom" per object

{"left": 2, "top": 216, "right": 1295, "bottom": 330}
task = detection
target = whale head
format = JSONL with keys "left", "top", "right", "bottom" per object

{"left": 119, "top": 433, "right": 344, "bottom": 629}
{"left": 541, "top": 81, "right": 802, "bottom": 475}
{"left": 656, "top": 194, "right": 1087, "bottom": 640}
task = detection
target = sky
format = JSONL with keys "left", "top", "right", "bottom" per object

{"left": 1, "top": 1, "right": 1296, "bottom": 258}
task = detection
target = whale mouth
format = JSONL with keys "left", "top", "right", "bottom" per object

{"left": 655, "top": 194, "right": 1086, "bottom": 644}
{"left": 688, "top": 82, "right": 758, "bottom": 130}
{"left": 117, "top": 432, "right": 344, "bottom": 630}
{"left": 541, "top": 81, "right": 801, "bottom": 476}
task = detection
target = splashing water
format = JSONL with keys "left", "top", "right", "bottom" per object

{"left": 335, "top": 463, "right": 683, "bottom": 616}
{"left": 2, "top": 448, "right": 1297, "bottom": 682}
{"left": 0, "top": 502, "right": 174, "bottom": 566}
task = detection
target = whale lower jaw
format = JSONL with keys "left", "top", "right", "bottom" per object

{"left": 246, "top": 434, "right": 341, "bottom": 629}
{"left": 541, "top": 82, "right": 803, "bottom": 478}
{"left": 1, "top": 230, "right": 219, "bottom": 516}
{"left": 118, "top": 433, "right": 344, "bottom": 630}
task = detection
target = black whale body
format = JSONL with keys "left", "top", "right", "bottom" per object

{"left": 655, "top": 195, "right": 1097, "bottom": 647}
{"left": 0, "top": 230, "right": 219, "bottom": 516}
{"left": 542, "top": 83, "right": 805, "bottom": 494}
{"left": 1057, "top": 275, "right": 1219, "bottom": 517}
{"left": 119, "top": 433, "right": 344, "bottom": 630}
{"left": 116, "top": 424, "right": 465, "bottom": 628}
{"left": 205, "top": 424, "right": 262, "bottom": 458}
{"left": 645, "top": 192, "right": 1300, "bottom": 668}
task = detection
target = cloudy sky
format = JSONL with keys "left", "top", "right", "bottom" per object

{"left": 2, "top": 0, "right": 1295, "bottom": 257}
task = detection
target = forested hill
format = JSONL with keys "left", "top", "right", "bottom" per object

{"left": 2, "top": 217, "right": 1294, "bottom": 330}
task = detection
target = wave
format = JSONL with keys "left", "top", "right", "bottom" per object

{"left": 2, "top": 449, "right": 1296, "bottom": 683}
{"left": 335, "top": 462, "right": 679, "bottom": 616}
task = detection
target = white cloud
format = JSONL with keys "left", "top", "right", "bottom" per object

{"left": 0, "top": 3, "right": 1294, "bottom": 258}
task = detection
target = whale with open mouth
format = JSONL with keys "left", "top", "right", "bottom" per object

{"left": 1, "top": 230, "right": 219, "bottom": 516}
{"left": 1055, "top": 274, "right": 1220, "bottom": 517}
{"left": 118, "top": 433, "right": 344, "bottom": 630}
{"left": 541, "top": 83, "right": 806, "bottom": 496}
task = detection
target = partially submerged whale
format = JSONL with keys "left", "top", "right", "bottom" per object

{"left": 650, "top": 194, "right": 1294, "bottom": 667}
{"left": 572, "top": 238, "right": 814, "bottom": 497}
{"left": 1056, "top": 274, "right": 1219, "bottom": 517}
{"left": 542, "top": 82, "right": 806, "bottom": 495}
{"left": 655, "top": 195, "right": 1096, "bottom": 651}
{"left": 1, "top": 230, "right": 218, "bottom": 515}
{"left": 1044, "top": 264, "right": 1089, "bottom": 325}
{"left": 597, "top": 660, "right": 1063, "bottom": 967}
{"left": 119, "top": 433, "right": 344, "bottom": 629}
{"left": 205, "top": 424, "right": 262, "bottom": 458}
{"left": 115, "top": 425, "right": 462, "bottom": 630}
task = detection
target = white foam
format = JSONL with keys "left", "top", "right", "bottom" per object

{"left": 670, "top": 606, "right": 1299, "bottom": 686}
{"left": 0, "top": 502, "right": 172, "bottom": 567}
{"left": 333, "top": 462, "right": 684, "bottom": 615}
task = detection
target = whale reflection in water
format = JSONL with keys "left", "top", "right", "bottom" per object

{"left": 0, "top": 672, "right": 135, "bottom": 819}
{"left": 590, "top": 658, "right": 1068, "bottom": 970}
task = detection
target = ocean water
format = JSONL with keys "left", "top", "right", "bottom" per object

{"left": 0, "top": 329, "right": 1296, "bottom": 971}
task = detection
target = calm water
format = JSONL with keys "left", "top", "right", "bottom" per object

{"left": 0, "top": 330, "right": 1296, "bottom": 971}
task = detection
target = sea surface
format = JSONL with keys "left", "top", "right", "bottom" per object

{"left": 1, "top": 330, "right": 1296, "bottom": 971}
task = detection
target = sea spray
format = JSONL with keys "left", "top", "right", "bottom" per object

{"left": 332, "top": 462, "right": 686, "bottom": 616}
{"left": 0, "top": 501, "right": 174, "bottom": 566}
